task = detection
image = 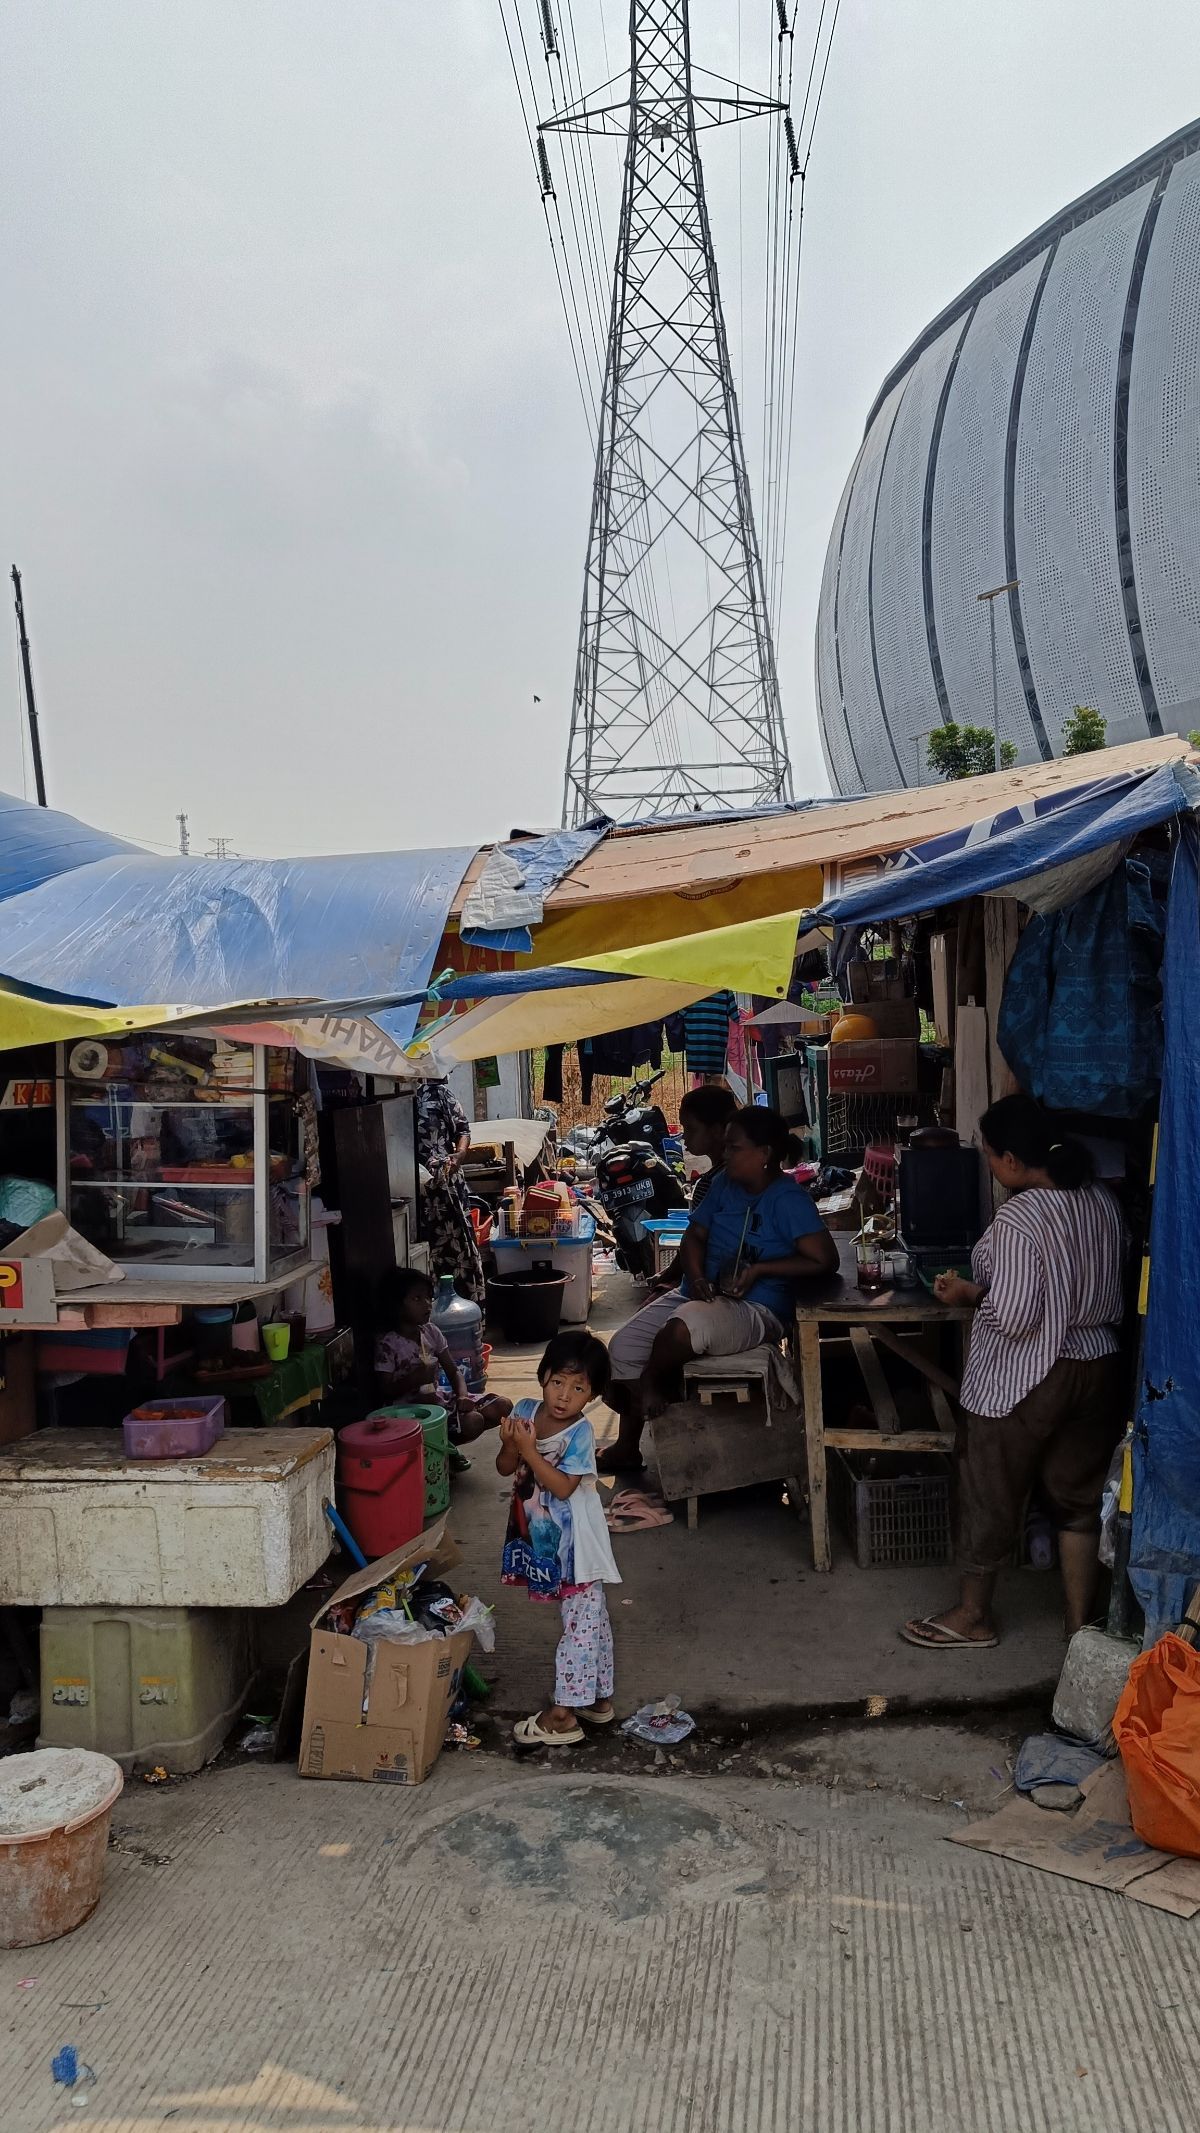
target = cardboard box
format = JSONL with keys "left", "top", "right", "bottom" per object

{"left": 826, "top": 1038, "right": 919, "bottom": 1096}
{"left": 298, "top": 1518, "right": 473, "bottom": 1786}
{"left": 851, "top": 999, "right": 920, "bottom": 1042}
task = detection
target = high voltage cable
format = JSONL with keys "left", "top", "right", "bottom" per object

{"left": 497, "top": 0, "right": 595, "bottom": 425}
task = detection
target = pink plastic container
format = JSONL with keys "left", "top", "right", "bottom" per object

{"left": 122, "top": 1396, "right": 227, "bottom": 1460}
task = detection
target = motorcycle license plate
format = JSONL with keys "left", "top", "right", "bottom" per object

{"left": 606, "top": 1179, "right": 656, "bottom": 1207}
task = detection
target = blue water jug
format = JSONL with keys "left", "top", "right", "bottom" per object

{"left": 430, "top": 1274, "right": 485, "bottom": 1393}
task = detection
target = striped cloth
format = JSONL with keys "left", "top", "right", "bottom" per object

{"left": 959, "top": 1184, "right": 1125, "bottom": 1419}
{"left": 681, "top": 990, "right": 738, "bottom": 1075}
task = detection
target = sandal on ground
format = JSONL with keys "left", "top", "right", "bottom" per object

{"left": 899, "top": 1615, "right": 999, "bottom": 1651}
{"left": 606, "top": 1487, "right": 674, "bottom": 1533}
{"left": 448, "top": 1447, "right": 472, "bottom": 1475}
{"left": 578, "top": 1703, "right": 616, "bottom": 1728}
{"left": 596, "top": 1445, "right": 646, "bottom": 1477}
{"left": 513, "top": 1713, "right": 584, "bottom": 1747}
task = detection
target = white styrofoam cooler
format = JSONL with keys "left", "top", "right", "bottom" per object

{"left": 0, "top": 1428, "right": 334, "bottom": 1608}
{"left": 490, "top": 1236, "right": 594, "bottom": 1326}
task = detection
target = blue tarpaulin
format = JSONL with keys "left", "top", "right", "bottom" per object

{"left": 0, "top": 792, "right": 139, "bottom": 903}
{"left": 458, "top": 823, "right": 609, "bottom": 952}
{"left": 1131, "top": 828, "right": 1200, "bottom": 1639}
{"left": 0, "top": 789, "right": 613, "bottom": 1049}
{"left": 814, "top": 763, "right": 1199, "bottom": 929}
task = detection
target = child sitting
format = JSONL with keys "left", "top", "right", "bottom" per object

{"left": 497, "top": 1330, "right": 621, "bottom": 1746}
{"left": 374, "top": 1267, "right": 510, "bottom": 1459}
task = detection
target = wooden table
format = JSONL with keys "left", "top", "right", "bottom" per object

{"left": 794, "top": 1237, "right": 973, "bottom": 1571}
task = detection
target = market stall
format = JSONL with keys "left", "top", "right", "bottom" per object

{"left": 811, "top": 753, "right": 1200, "bottom": 1634}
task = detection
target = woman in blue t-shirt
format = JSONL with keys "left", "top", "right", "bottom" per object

{"left": 601, "top": 1106, "right": 838, "bottom": 1468}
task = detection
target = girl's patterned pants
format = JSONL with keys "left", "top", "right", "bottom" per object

{"left": 555, "top": 1582, "right": 614, "bottom": 1708}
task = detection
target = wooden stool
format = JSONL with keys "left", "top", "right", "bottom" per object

{"left": 655, "top": 1348, "right": 806, "bottom": 1529}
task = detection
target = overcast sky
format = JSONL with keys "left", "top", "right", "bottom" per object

{"left": 0, "top": 2, "right": 1195, "bottom": 856}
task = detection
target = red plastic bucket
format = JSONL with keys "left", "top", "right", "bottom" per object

{"left": 336, "top": 1410, "right": 426, "bottom": 1559}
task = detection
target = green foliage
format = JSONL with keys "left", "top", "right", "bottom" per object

{"left": 926, "top": 723, "right": 1018, "bottom": 780}
{"left": 1187, "top": 730, "right": 1200, "bottom": 751}
{"left": 1062, "top": 705, "right": 1108, "bottom": 755}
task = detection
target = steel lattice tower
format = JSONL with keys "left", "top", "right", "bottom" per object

{"left": 546, "top": 1, "right": 794, "bottom": 825}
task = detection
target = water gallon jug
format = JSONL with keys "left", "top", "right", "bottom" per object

{"left": 430, "top": 1275, "right": 485, "bottom": 1394}
{"left": 336, "top": 1410, "right": 425, "bottom": 1560}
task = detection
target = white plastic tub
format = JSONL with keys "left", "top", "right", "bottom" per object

{"left": 0, "top": 1427, "right": 334, "bottom": 1608}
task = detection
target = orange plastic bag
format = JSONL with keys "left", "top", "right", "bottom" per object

{"left": 1112, "top": 1633, "right": 1200, "bottom": 1857}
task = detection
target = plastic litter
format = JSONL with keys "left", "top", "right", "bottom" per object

{"left": 1113, "top": 1631, "right": 1200, "bottom": 1857}
{"left": 238, "top": 1721, "right": 276, "bottom": 1755}
{"left": 620, "top": 1695, "right": 696, "bottom": 1746}
{"left": 52, "top": 2048, "right": 78, "bottom": 2087}
{"left": 8, "top": 1691, "right": 38, "bottom": 1726}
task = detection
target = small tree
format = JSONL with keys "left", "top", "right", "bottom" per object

{"left": 927, "top": 722, "right": 1018, "bottom": 781}
{"left": 1062, "top": 705, "right": 1108, "bottom": 755}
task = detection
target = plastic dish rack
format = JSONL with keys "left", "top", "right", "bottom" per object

{"left": 495, "top": 1206, "right": 596, "bottom": 1242}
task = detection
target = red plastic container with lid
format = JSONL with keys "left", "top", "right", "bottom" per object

{"left": 335, "top": 1410, "right": 426, "bottom": 1559}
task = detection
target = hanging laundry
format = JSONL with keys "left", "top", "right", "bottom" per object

{"left": 681, "top": 991, "right": 738, "bottom": 1077}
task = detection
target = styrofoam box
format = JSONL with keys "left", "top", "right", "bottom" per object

{"left": 0, "top": 1428, "right": 334, "bottom": 1609}
{"left": 490, "top": 1236, "right": 594, "bottom": 1326}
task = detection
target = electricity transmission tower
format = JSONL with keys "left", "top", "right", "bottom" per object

{"left": 546, "top": 1, "right": 794, "bottom": 825}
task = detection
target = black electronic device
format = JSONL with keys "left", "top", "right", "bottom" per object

{"left": 899, "top": 1143, "right": 985, "bottom": 1260}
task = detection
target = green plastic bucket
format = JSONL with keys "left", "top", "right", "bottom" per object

{"left": 371, "top": 1403, "right": 450, "bottom": 1521}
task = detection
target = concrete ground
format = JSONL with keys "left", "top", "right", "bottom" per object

{"left": 6, "top": 1265, "right": 1158, "bottom": 2133}
{"left": 463, "top": 1263, "right": 1069, "bottom": 1724}
{"left": 4, "top": 1736, "right": 1197, "bottom": 2133}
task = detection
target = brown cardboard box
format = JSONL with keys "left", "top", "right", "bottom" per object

{"left": 299, "top": 1518, "right": 474, "bottom": 1786}
{"left": 827, "top": 1038, "right": 919, "bottom": 1096}
{"left": 851, "top": 999, "right": 920, "bottom": 1042}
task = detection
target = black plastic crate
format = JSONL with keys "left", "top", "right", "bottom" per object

{"left": 828, "top": 1448, "right": 953, "bottom": 1569}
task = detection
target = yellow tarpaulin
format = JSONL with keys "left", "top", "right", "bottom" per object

{"left": 432, "top": 975, "right": 714, "bottom": 1066}
{"left": 434, "top": 909, "right": 802, "bottom": 1065}
{"left": 563, "top": 908, "right": 800, "bottom": 997}
{"left": 0, "top": 988, "right": 192, "bottom": 1052}
{"left": 514, "top": 864, "right": 824, "bottom": 968}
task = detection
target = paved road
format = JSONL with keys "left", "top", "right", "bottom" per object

{"left": 4, "top": 1742, "right": 1195, "bottom": 2133}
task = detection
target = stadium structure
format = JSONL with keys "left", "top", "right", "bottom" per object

{"left": 816, "top": 118, "right": 1200, "bottom": 793}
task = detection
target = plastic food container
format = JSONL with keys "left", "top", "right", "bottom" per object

{"left": 122, "top": 1396, "right": 226, "bottom": 1461}
{"left": 0, "top": 1747, "right": 124, "bottom": 1948}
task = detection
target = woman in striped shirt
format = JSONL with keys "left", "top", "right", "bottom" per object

{"left": 902, "top": 1094, "right": 1125, "bottom": 1652}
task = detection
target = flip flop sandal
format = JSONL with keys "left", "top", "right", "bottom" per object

{"left": 899, "top": 1615, "right": 999, "bottom": 1651}
{"left": 606, "top": 1489, "right": 674, "bottom": 1532}
{"left": 513, "top": 1713, "right": 585, "bottom": 1748}
{"left": 448, "top": 1448, "right": 472, "bottom": 1475}
{"left": 578, "top": 1705, "right": 617, "bottom": 1728}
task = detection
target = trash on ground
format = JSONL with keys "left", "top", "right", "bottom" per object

{"left": 52, "top": 2047, "right": 78, "bottom": 2086}
{"left": 446, "top": 1723, "right": 481, "bottom": 1751}
{"left": 620, "top": 1695, "right": 696, "bottom": 1746}
{"left": 1113, "top": 1630, "right": 1200, "bottom": 1856}
{"left": 1014, "top": 1732, "right": 1106, "bottom": 1796}
{"left": 300, "top": 1519, "right": 493, "bottom": 1786}
{"left": 142, "top": 1766, "right": 170, "bottom": 1785}
{"left": 953, "top": 1758, "right": 1200, "bottom": 1915}
{"left": 239, "top": 1720, "right": 277, "bottom": 1755}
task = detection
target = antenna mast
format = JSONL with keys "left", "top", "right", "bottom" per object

{"left": 11, "top": 566, "right": 48, "bottom": 807}
{"left": 546, "top": 0, "right": 794, "bottom": 823}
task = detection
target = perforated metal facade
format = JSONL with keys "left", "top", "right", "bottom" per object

{"left": 816, "top": 120, "right": 1200, "bottom": 793}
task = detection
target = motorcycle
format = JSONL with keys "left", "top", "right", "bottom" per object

{"left": 591, "top": 1078, "right": 687, "bottom": 1277}
{"left": 598, "top": 1069, "right": 679, "bottom": 1158}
